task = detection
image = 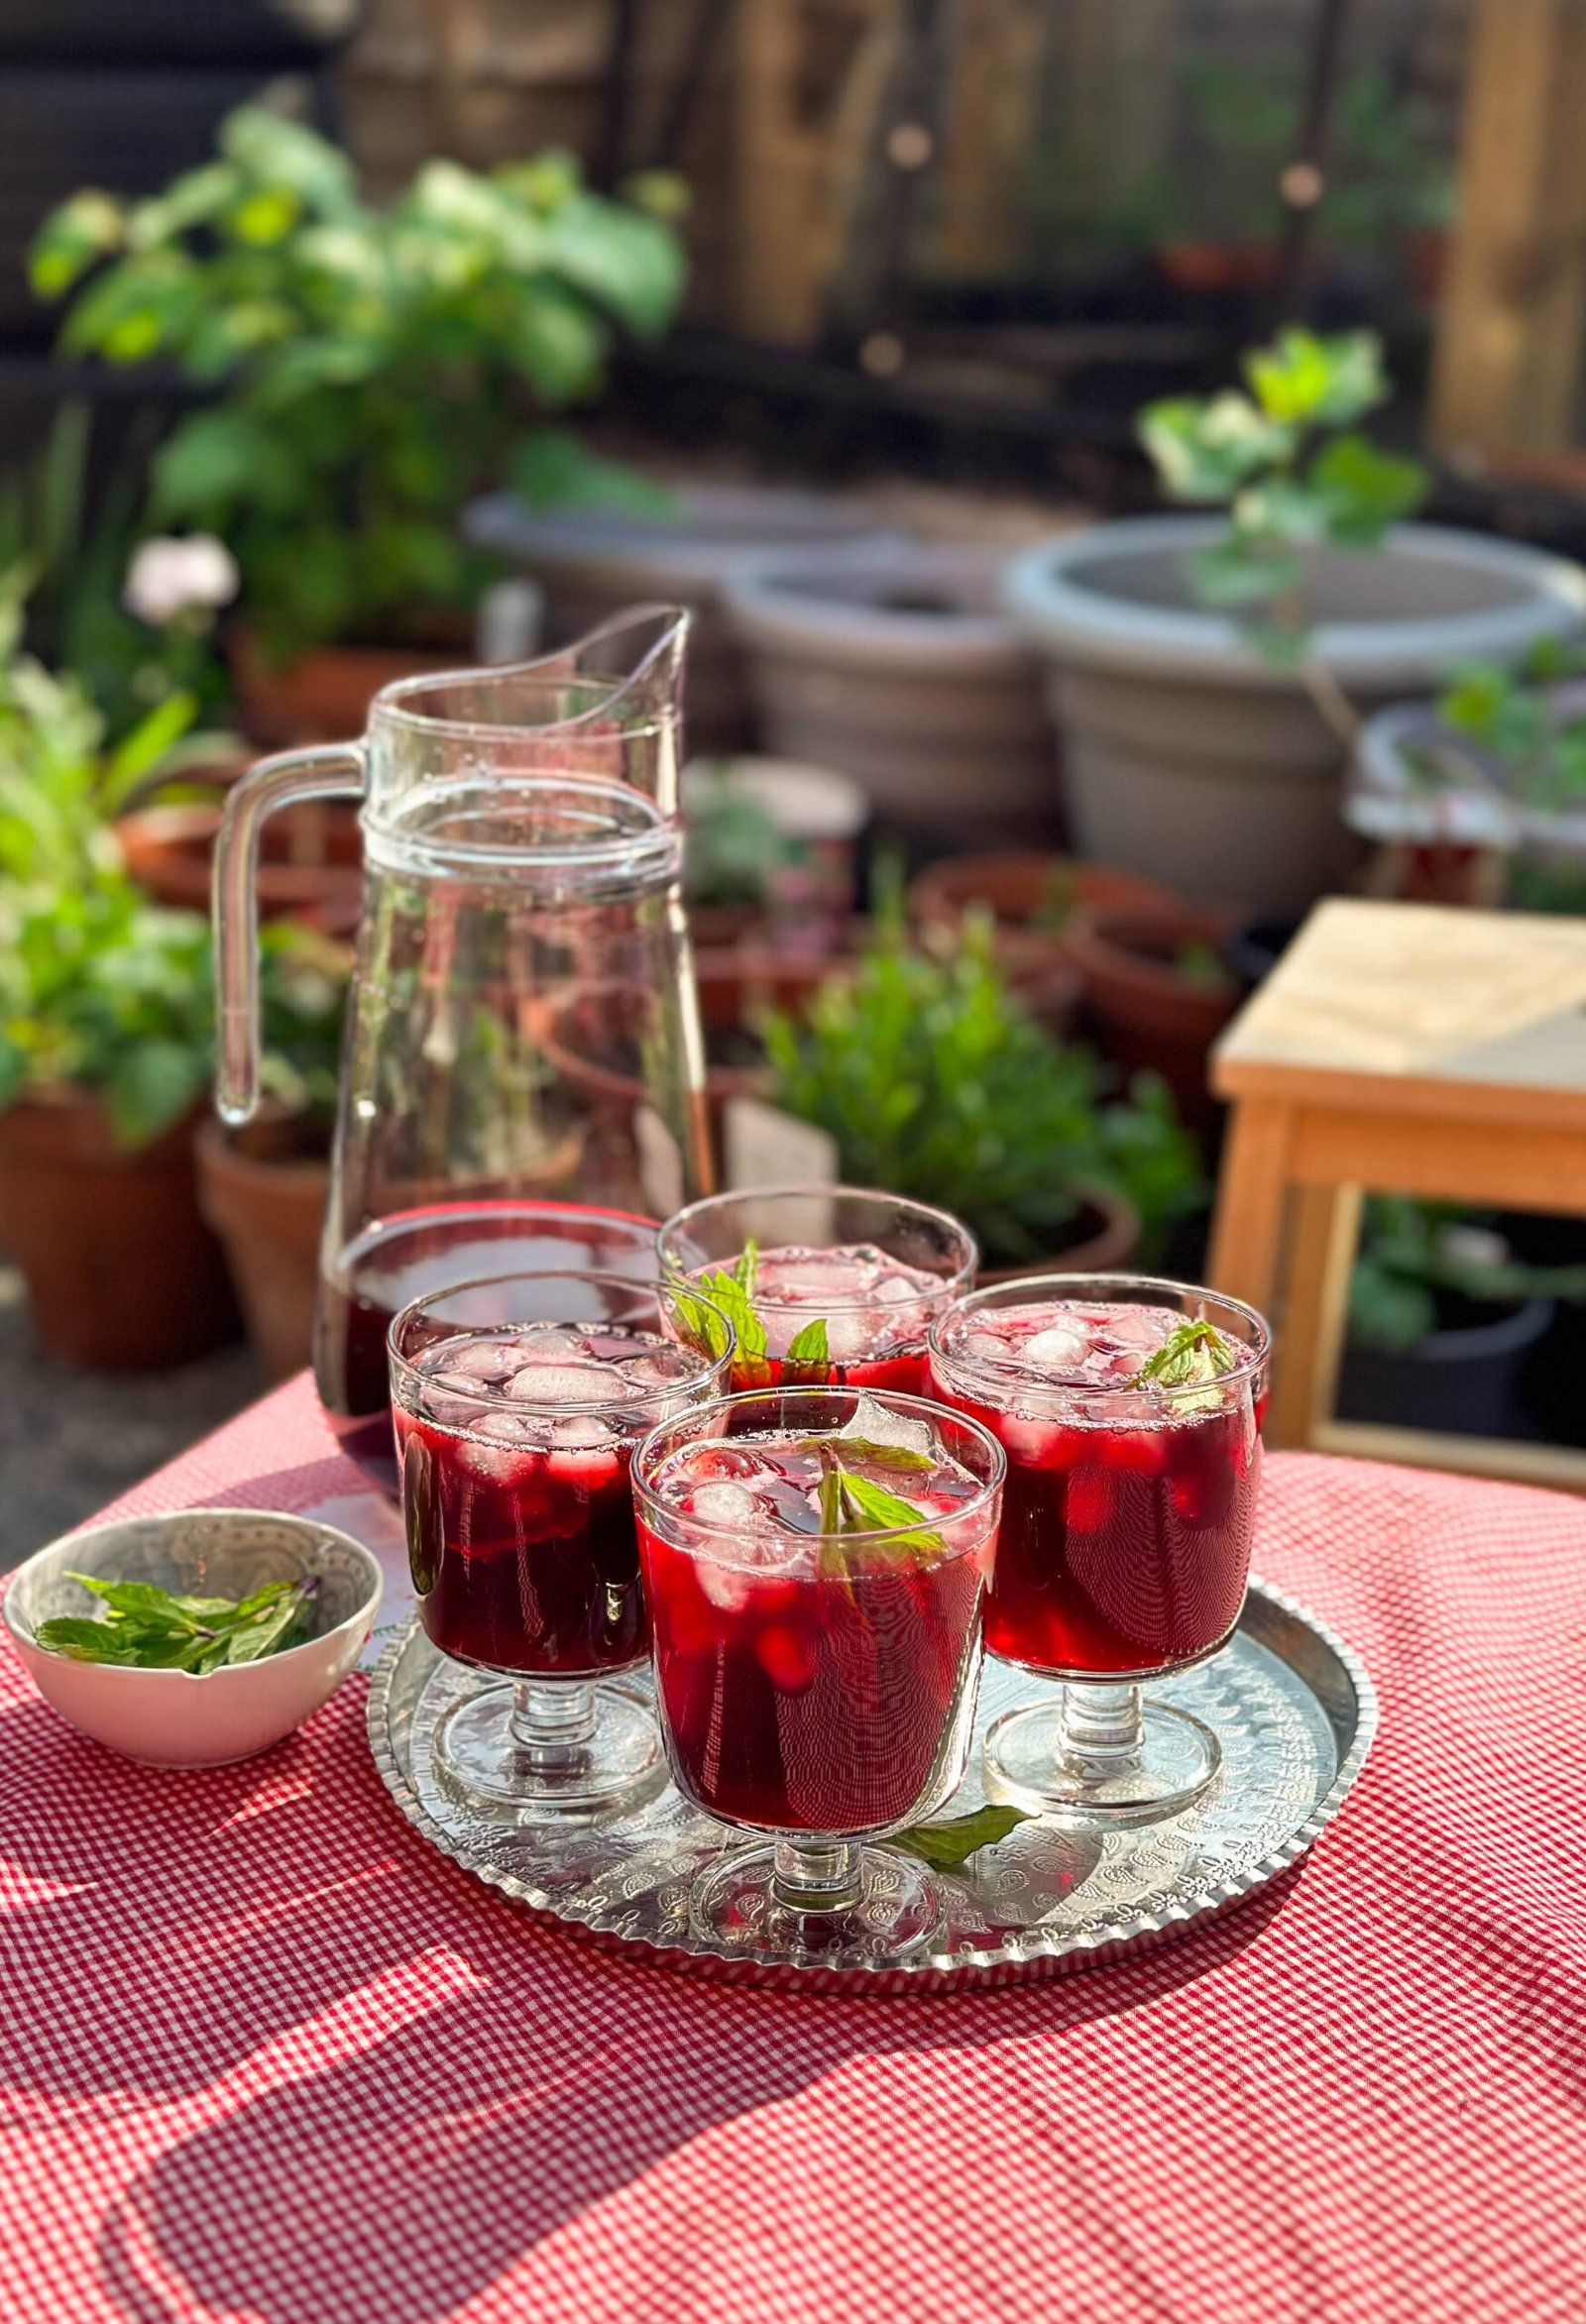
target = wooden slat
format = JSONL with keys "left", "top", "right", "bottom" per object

{"left": 1287, "top": 1107, "right": 1586, "bottom": 1211}
{"left": 1429, "top": 0, "right": 1586, "bottom": 458}
{"left": 1310, "top": 1419, "right": 1586, "bottom": 1496}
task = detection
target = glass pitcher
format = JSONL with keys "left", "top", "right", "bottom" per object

{"left": 212, "top": 609, "right": 712, "bottom": 1492}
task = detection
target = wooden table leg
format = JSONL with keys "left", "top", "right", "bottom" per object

{"left": 1268, "top": 1180, "right": 1362, "bottom": 1449}
{"left": 1206, "top": 1099, "right": 1295, "bottom": 1317}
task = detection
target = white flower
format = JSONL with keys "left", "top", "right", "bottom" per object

{"left": 123, "top": 534, "right": 240, "bottom": 626}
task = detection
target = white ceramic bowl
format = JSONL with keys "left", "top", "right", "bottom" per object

{"left": 3, "top": 1508, "right": 384, "bottom": 1767}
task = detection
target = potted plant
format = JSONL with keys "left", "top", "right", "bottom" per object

{"left": 194, "top": 924, "right": 350, "bottom": 1383}
{"left": 682, "top": 756, "right": 867, "bottom": 953}
{"left": 1060, "top": 903, "right": 1242, "bottom": 1138}
{"left": 1337, "top": 1199, "right": 1582, "bottom": 1439}
{"left": 723, "top": 541, "right": 1058, "bottom": 847}
{"left": 32, "top": 105, "right": 687, "bottom": 743}
{"left": 761, "top": 918, "right": 1202, "bottom": 1276}
{"left": 1003, "top": 329, "right": 1586, "bottom": 916}
{"left": 1347, "top": 634, "right": 1586, "bottom": 904}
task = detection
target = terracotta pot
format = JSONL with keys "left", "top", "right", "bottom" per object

{"left": 1062, "top": 903, "right": 1240, "bottom": 1134}
{"left": 116, "top": 800, "right": 365, "bottom": 937}
{"left": 196, "top": 1112, "right": 330, "bottom": 1383}
{"left": 977, "top": 1180, "right": 1141, "bottom": 1283}
{"left": 0, "top": 1092, "right": 239, "bottom": 1370}
{"left": 1154, "top": 240, "right": 1281, "bottom": 292}
{"left": 910, "top": 850, "right": 1174, "bottom": 942}
{"left": 228, "top": 626, "right": 468, "bottom": 748}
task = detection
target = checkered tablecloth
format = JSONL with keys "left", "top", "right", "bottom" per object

{"left": 0, "top": 1374, "right": 1581, "bottom": 2324}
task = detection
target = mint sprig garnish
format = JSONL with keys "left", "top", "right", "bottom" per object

{"left": 36, "top": 1572, "right": 317, "bottom": 1674}
{"left": 893, "top": 1804, "right": 1031, "bottom": 1872}
{"left": 1125, "top": 1317, "right": 1239, "bottom": 1392}
{"left": 814, "top": 1452, "right": 944, "bottom": 1576}
{"left": 668, "top": 1236, "right": 834, "bottom": 1383}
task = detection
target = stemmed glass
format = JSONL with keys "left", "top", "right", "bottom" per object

{"left": 631, "top": 1384, "right": 1004, "bottom": 1957}
{"left": 658, "top": 1185, "right": 977, "bottom": 1393}
{"left": 389, "top": 1270, "right": 732, "bottom": 1820}
{"left": 928, "top": 1274, "right": 1270, "bottom": 1826}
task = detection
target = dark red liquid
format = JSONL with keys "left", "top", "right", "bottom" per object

{"left": 638, "top": 1449, "right": 989, "bottom": 1833}
{"left": 396, "top": 1402, "right": 646, "bottom": 1678}
{"left": 734, "top": 1349, "right": 926, "bottom": 1396}
{"left": 314, "top": 1201, "right": 658, "bottom": 1495}
{"left": 934, "top": 1386, "right": 1260, "bottom": 1677}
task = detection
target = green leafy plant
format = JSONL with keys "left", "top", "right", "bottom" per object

{"left": 1349, "top": 1197, "right": 1586, "bottom": 1354}
{"left": 0, "top": 401, "right": 231, "bottom": 740}
{"left": 1410, "top": 635, "right": 1586, "bottom": 817}
{"left": 0, "top": 584, "right": 349, "bottom": 1147}
{"left": 683, "top": 765, "right": 791, "bottom": 911}
{"left": 37, "top": 1572, "right": 317, "bottom": 1671}
{"left": 763, "top": 920, "right": 1203, "bottom": 1270}
{"left": 1140, "top": 327, "right": 1428, "bottom": 660}
{"left": 32, "top": 105, "right": 686, "bottom": 662}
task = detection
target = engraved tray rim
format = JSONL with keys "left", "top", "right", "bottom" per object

{"left": 365, "top": 1576, "right": 1379, "bottom": 1992}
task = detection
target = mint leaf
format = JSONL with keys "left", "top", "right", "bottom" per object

{"left": 733, "top": 1236, "right": 759, "bottom": 1298}
{"left": 836, "top": 1471, "right": 944, "bottom": 1559}
{"left": 1125, "top": 1318, "right": 1238, "bottom": 1391}
{"left": 818, "top": 1437, "right": 930, "bottom": 1473}
{"left": 784, "top": 1316, "right": 828, "bottom": 1366}
{"left": 666, "top": 1279, "right": 732, "bottom": 1363}
{"left": 34, "top": 1616, "right": 145, "bottom": 1663}
{"left": 893, "top": 1804, "right": 1031, "bottom": 1872}
{"left": 697, "top": 1268, "right": 769, "bottom": 1373}
{"left": 35, "top": 1574, "right": 316, "bottom": 1670}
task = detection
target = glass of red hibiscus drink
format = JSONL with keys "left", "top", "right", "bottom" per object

{"left": 389, "top": 1271, "right": 732, "bottom": 1820}
{"left": 632, "top": 1385, "right": 1003, "bottom": 1958}
{"left": 928, "top": 1275, "right": 1270, "bottom": 1827}
{"left": 657, "top": 1186, "right": 976, "bottom": 1397}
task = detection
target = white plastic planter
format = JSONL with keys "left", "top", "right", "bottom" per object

{"left": 725, "top": 541, "right": 1058, "bottom": 844}
{"left": 1003, "top": 515, "right": 1586, "bottom": 915}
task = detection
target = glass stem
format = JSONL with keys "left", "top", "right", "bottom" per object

{"left": 770, "top": 1836, "right": 861, "bottom": 1915}
{"left": 1058, "top": 1682, "right": 1145, "bottom": 1787}
{"left": 509, "top": 1679, "right": 597, "bottom": 1774}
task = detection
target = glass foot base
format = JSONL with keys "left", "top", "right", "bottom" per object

{"left": 436, "top": 1681, "right": 662, "bottom": 1822}
{"left": 985, "top": 1696, "right": 1220, "bottom": 1829}
{"left": 690, "top": 1842, "right": 943, "bottom": 1964}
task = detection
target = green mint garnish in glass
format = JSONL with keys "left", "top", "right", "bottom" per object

{"left": 667, "top": 1236, "right": 830, "bottom": 1383}
{"left": 1125, "top": 1317, "right": 1239, "bottom": 1391}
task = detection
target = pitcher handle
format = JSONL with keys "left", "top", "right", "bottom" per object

{"left": 212, "top": 742, "right": 367, "bottom": 1124}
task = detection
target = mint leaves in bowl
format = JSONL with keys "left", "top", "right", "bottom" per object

{"left": 3, "top": 1509, "right": 383, "bottom": 1766}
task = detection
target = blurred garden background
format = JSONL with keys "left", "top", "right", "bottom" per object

{"left": 8, "top": 0, "right": 1586, "bottom": 1556}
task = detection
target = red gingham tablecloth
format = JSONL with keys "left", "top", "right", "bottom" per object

{"left": 0, "top": 1374, "right": 1582, "bottom": 2324}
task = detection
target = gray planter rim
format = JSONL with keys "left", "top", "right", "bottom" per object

{"left": 1002, "top": 515, "right": 1586, "bottom": 690}
{"left": 1349, "top": 686, "right": 1586, "bottom": 851}
{"left": 726, "top": 541, "right": 1033, "bottom": 675}
{"left": 464, "top": 486, "right": 894, "bottom": 599}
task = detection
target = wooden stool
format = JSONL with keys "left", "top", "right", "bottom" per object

{"left": 1207, "top": 898, "right": 1586, "bottom": 1490}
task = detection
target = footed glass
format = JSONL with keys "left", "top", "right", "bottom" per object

{"left": 390, "top": 1270, "right": 731, "bottom": 1821}
{"left": 631, "top": 1385, "right": 1003, "bottom": 1958}
{"left": 929, "top": 1274, "right": 1270, "bottom": 1827}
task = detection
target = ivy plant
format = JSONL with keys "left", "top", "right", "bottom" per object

{"left": 1139, "top": 327, "right": 1428, "bottom": 660}
{"left": 32, "top": 106, "right": 686, "bottom": 662}
{"left": 1414, "top": 635, "right": 1586, "bottom": 816}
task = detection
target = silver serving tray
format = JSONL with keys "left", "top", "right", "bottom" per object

{"left": 366, "top": 1578, "right": 1377, "bottom": 1992}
